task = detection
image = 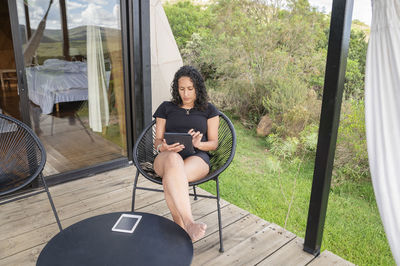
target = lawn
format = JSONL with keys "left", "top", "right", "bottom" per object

{"left": 200, "top": 119, "right": 395, "bottom": 266}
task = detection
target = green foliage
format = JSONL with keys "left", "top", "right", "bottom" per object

{"left": 334, "top": 99, "right": 369, "bottom": 184}
{"left": 165, "top": 3, "right": 375, "bottom": 262}
{"left": 267, "top": 134, "right": 299, "bottom": 159}
{"left": 344, "top": 29, "right": 368, "bottom": 99}
{"left": 177, "top": 0, "right": 329, "bottom": 124}
{"left": 163, "top": 1, "right": 212, "bottom": 51}
{"left": 200, "top": 120, "right": 394, "bottom": 265}
{"left": 344, "top": 59, "right": 364, "bottom": 99}
{"left": 299, "top": 123, "right": 319, "bottom": 154}
{"left": 348, "top": 29, "right": 368, "bottom": 74}
{"left": 165, "top": 0, "right": 368, "bottom": 181}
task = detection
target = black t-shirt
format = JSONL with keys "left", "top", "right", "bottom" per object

{"left": 153, "top": 101, "right": 219, "bottom": 142}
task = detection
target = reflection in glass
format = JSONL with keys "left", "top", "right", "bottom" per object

{"left": 15, "top": 0, "right": 126, "bottom": 175}
{"left": 0, "top": 1, "right": 19, "bottom": 119}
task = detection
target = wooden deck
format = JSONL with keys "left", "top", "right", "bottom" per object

{"left": 0, "top": 166, "right": 354, "bottom": 265}
{"left": 1, "top": 84, "right": 125, "bottom": 176}
{"left": 39, "top": 113, "right": 125, "bottom": 176}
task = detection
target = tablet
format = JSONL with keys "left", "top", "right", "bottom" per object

{"left": 111, "top": 214, "right": 142, "bottom": 233}
{"left": 164, "top": 132, "right": 195, "bottom": 157}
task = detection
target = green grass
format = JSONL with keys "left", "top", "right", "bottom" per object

{"left": 200, "top": 120, "right": 395, "bottom": 266}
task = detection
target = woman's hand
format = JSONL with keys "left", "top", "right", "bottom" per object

{"left": 188, "top": 129, "right": 203, "bottom": 149}
{"left": 159, "top": 139, "right": 184, "bottom": 153}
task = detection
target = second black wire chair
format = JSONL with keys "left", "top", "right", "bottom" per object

{"left": 0, "top": 113, "right": 62, "bottom": 231}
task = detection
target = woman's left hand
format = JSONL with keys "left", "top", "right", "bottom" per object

{"left": 188, "top": 129, "right": 203, "bottom": 149}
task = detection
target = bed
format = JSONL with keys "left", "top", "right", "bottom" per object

{"left": 26, "top": 59, "right": 110, "bottom": 114}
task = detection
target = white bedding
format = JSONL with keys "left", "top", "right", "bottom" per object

{"left": 26, "top": 59, "right": 110, "bottom": 114}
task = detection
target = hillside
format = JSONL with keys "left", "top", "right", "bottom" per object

{"left": 19, "top": 25, "right": 121, "bottom": 43}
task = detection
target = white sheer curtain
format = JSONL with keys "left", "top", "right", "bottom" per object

{"left": 87, "top": 25, "right": 109, "bottom": 132}
{"left": 365, "top": 0, "right": 400, "bottom": 264}
{"left": 150, "top": 0, "right": 183, "bottom": 113}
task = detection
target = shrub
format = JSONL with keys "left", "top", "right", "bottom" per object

{"left": 180, "top": 0, "right": 327, "bottom": 125}
{"left": 266, "top": 133, "right": 299, "bottom": 160}
{"left": 299, "top": 123, "right": 319, "bottom": 155}
{"left": 333, "top": 99, "right": 369, "bottom": 184}
{"left": 271, "top": 89, "right": 321, "bottom": 137}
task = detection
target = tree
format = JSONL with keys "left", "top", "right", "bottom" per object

{"left": 344, "top": 29, "right": 368, "bottom": 99}
{"left": 163, "top": 1, "right": 212, "bottom": 51}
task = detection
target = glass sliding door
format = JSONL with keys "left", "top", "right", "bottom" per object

{"left": 12, "top": 0, "right": 127, "bottom": 176}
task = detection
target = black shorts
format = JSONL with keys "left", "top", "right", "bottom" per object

{"left": 180, "top": 151, "right": 210, "bottom": 167}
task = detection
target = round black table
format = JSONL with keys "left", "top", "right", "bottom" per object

{"left": 37, "top": 212, "right": 193, "bottom": 266}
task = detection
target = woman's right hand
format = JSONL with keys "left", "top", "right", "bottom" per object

{"left": 159, "top": 139, "right": 184, "bottom": 153}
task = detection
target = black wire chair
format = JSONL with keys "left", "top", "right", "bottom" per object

{"left": 132, "top": 111, "right": 236, "bottom": 252}
{"left": 0, "top": 113, "right": 62, "bottom": 231}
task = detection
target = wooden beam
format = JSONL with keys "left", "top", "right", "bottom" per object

{"left": 24, "top": 2, "right": 31, "bottom": 39}
{"left": 303, "top": 0, "right": 354, "bottom": 256}
{"left": 59, "top": 0, "right": 70, "bottom": 60}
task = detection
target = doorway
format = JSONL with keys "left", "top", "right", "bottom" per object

{"left": 3, "top": 0, "right": 129, "bottom": 177}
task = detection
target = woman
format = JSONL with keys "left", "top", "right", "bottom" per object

{"left": 153, "top": 66, "right": 219, "bottom": 241}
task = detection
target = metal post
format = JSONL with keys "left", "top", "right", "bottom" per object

{"left": 140, "top": 0, "right": 152, "bottom": 128}
{"left": 132, "top": 0, "right": 152, "bottom": 142}
{"left": 303, "top": 0, "right": 354, "bottom": 256}
{"left": 120, "top": 0, "right": 134, "bottom": 161}
{"left": 120, "top": 0, "right": 152, "bottom": 160}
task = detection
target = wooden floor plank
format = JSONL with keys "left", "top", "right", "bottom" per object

{"left": 0, "top": 166, "right": 354, "bottom": 266}
{"left": 0, "top": 186, "right": 133, "bottom": 240}
{"left": 41, "top": 124, "right": 125, "bottom": 174}
{"left": 0, "top": 172, "right": 147, "bottom": 226}
{"left": 0, "top": 178, "right": 158, "bottom": 241}
{"left": 0, "top": 166, "right": 137, "bottom": 214}
{"left": 0, "top": 243, "right": 44, "bottom": 266}
{"left": 193, "top": 214, "right": 270, "bottom": 265}
{"left": 308, "top": 250, "right": 355, "bottom": 266}
{"left": 205, "top": 223, "right": 296, "bottom": 266}
{"left": 191, "top": 204, "right": 249, "bottom": 245}
{"left": 257, "top": 237, "right": 315, "bottom": 266}
{"left": 0, "top": 188, "right": 164, "bottom": 259}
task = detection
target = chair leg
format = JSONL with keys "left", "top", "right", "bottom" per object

{"left": 193, "top": 185, "right": 198, "bottom": 200}
{"left": 216, "top": 176, "right": 224, "bottom": 252}
{"left": 41, "top": 174, "right": 63, "bottom": 231}
{"left": 75, "top": 113, "right": 94, "bottom": 142}
{"left": 132, "top": 170, "right": 140, "bottom": 212}
{"left": 51, "top": 116, "right": 54, "bottom": 136}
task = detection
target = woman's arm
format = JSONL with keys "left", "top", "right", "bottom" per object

{"left": 154, "top": 118, "right": 184, "bottom": 153}
{"left": 189, "top": 116, "right": 219, "bottom": 151}
{"left": 154, "top": 118, "right": 166, "bottom": 150}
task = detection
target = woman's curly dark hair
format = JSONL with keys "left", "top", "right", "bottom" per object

{"left": 171, "top": 65, "right": 209, "bottom": 111}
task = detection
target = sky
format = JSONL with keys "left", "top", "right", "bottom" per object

{"left": 19, "top": 0, "right": 372, "bottom": 30}
{"left": 18, "top": 0, "right": 121, "bottom": 29}
{"left": 308, "top": 0, "right": 372, "bottom": 25}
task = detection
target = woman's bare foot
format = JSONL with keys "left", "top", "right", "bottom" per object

{"left": 185, "top": 222, "right": 207, "bottom": 242}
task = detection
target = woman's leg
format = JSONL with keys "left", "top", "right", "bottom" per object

{"left": 182, "top": 156, "right": 209, "bottom": 241}
{"left": 154, "top": 152, "right": 187, "bottom": 228}
{"left": 153, "top": 152, "right": 209, "bottom": 241}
